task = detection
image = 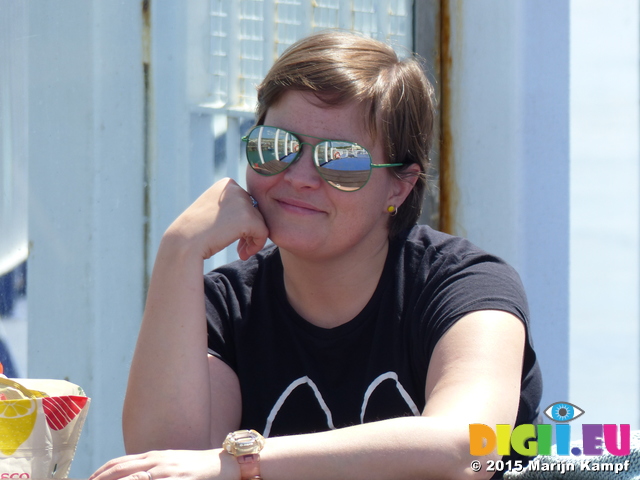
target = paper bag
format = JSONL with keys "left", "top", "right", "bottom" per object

{"left": 0, "top": 378, "right": 90, "bottom": 478}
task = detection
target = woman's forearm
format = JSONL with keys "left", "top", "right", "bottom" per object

{"left": 122, "top": 233, "right": 212, "bottom": 452}
{"left": 91, "top": 416, "right": 487, "bottom": 480}
{"left": 257, "top": 416, "right": 484, "bottom": 480}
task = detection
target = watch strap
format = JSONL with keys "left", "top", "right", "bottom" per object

{"left": 237, "top": 453, "right": 262, "bottom": 480}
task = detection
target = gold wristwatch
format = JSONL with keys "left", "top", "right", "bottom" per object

{"left": 223, "top": 429, "right": 266, "bottom": 480}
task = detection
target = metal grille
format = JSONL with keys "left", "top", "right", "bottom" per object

{"left": 209, "top": 1, "right": 229, "bottom": 107}
{"left": 207, "top": 0, "right": 413, "bottom": 110}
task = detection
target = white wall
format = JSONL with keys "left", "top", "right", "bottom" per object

{"left": 0, "top": 1, "right": 29, "bottom": 277}
{"left": 570, "top": 0, "right": 639, "bottom": 432}
{"left": 27, "top": 1, "right": 145, "bottom": 475}
{"left": 443, "top": 0, "right": 571, "bottom": 411}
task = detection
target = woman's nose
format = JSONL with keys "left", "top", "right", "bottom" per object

{"left": 283, "top": 144, "right": 323, "bottom": 189}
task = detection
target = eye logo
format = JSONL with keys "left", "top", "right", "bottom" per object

{"left": 544, "top": 402, "right": 585, "bottom": 422}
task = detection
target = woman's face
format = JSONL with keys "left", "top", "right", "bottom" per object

{"left": 246, "top": 90, "right": 412, "bottom": 261}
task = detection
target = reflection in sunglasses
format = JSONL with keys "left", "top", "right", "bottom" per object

{"left": 242, "top": 125, "right": 403, "bottom": 191}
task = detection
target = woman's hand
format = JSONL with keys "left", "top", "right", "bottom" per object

{"left": 165, "top": 177, "right": 269, "bottom": 261}
{"left": 89, "top": 449, "right": 238, "bottom": 480}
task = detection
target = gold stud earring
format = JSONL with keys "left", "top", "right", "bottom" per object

{"left": 387, "top": 205, "right": 398, "bottom": 216}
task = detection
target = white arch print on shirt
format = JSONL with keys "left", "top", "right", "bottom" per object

{"left": 264, "top": 376, "right": 335, "bottom": 437}
{"left": 360, "top": 371, "right": 421, "bottom": 423}
{"left": 263, "top": 371, "right": 420, "bottom": 437}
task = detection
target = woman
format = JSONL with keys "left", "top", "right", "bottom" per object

{"left": 91, "top": 31, "right": 541, "bottom": 480}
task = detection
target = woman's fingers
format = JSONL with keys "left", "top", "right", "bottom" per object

{"left": 89, "top": 450, "right": 234, "bottom": 480}
{"left": 89, "top": 453, "right": 149, "bottom": 480}
{"left": 235, "top": 192, "right": 269, "bottom": 260}
{"left": 165, "top": 177, "right": 269, "bottom": 260}
{"left": 237, "top": 230, "right": 268, "bottom": 260}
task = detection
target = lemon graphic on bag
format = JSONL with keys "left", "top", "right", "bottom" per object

{"left": 0, "top": 398, "right": 38, "bottom": 455}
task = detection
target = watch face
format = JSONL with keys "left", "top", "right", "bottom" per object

{"left": 224, "top": 429, "right": 265, "bottom": 456}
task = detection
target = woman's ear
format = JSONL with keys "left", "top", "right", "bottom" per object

{"left": 388, "top": 163, "right": 422, "bottom": 207}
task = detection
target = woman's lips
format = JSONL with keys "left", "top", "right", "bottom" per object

{"left": 276, "top": 198, "right": 326, "bottom": 215}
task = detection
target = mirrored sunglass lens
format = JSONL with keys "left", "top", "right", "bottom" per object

{"left": 315, "top": 141, "right": 372, "bottom": 191}
{"left": 246, "top": 127, "right": 300, "bottom": 175}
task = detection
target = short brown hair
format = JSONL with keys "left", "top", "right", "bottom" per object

{"left": 256, "top": 31, "right": 436, "bottom": 238}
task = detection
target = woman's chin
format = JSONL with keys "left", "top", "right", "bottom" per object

{"left": 270, "top": 233, "right": 323, "bottom": 256}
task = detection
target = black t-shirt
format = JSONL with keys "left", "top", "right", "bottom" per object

{"left": 205, "top": 225, "right": 542, "bottom": 438}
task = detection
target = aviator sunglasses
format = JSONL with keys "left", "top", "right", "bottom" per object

{"left": 242, "top": 125, "right": 403, "bottom": 192}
